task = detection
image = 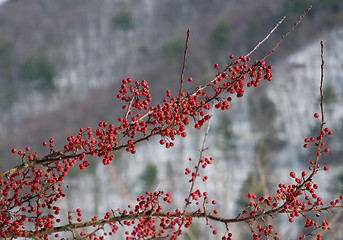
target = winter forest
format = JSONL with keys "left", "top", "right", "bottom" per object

{"left": 1, "top": 0, "right": 343, "bottom": 239}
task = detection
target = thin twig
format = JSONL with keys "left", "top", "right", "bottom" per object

{"left": 320, "top": 40, "right": 325, "bottom": 123}
{"left": 294, "top": 41, "right": 327, "bottom": 194}
{"left": 183, "top": 108, "right": 212, "bottom": 213}
{"left": 124, "top": 95, "right": 136, "bottom": 119}
{"left": 244, "top": 16, "right": 286, "bottom": 59}
{"left": 178, "top": 28, "right": 190, "bottom": 103}
{"left": 176, "top": 109, "right": 213, "bottom": 237}
{"left": 261, "top": 5, "right": 312, "bottom": 62}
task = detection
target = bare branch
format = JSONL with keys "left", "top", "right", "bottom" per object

{"left": 178, "top": 28, "right": 190, "bottom": 103}
{"left": 320, "top": 40, "right": 325, "bottom": 123}
{"left": 244, "top": 16, "right": 286, "bottom": 59}
{"left": 261, "top": 5, "right": 312, "bottom": 62}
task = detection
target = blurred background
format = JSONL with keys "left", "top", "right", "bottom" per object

{"left": 1, "top": 0, "right": 343, "bottom": 239}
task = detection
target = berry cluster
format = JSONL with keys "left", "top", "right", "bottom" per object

{"left": 233, "top": 111, "right": 339, "bottom": 239}
{"left": 1, "top": 39, "right": 341, "bottom": 239}
{"left": 0, "top": 54, "right": 272, "bottom": 239}
{"left": 0, "top": 158, "right": 67, "bottom": 238}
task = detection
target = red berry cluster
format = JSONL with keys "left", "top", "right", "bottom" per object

{"left": 11, "top": 52, "right": 341, "bottom": 240}
{"left": 1, "top": 53, "right": 340, "bottom": 239}
{"left": 0, "top": 55, "right": 273, "bottom": 238}
{"left": 114, "top": 191, "right": 182, "bottom": 239}
{"left": 236, "top": 112, "right": 337, "bottom": 239}
{"left": 238, "top": 194, "right": 280, "bottom": 239}
{"left": 3, "top": 9, "right": 338, "bottom": 238}
{"left": 0, "top": 152, "right": 68, "bottom": 238}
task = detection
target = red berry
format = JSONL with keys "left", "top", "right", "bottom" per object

{"left": 314, "top": 113, "right": 319, "bottom": 118}
{"left": 188, "top": 77, "right": 193, "bottom": 82}
{"left": 290, "top": 172, "right": 296, "bottom": 178}
{"left": 214, "top": 64, "right": 219, "bottom": 70}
